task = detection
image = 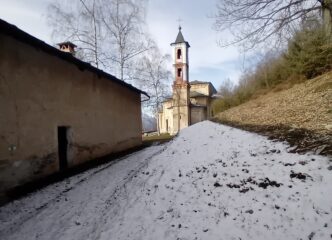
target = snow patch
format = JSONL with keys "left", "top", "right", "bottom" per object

{"left": 0, "top": 121, "right": 331, "bottom": 240}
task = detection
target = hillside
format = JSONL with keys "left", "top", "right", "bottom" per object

{"left": 142, "top": 113, "right": 157, "bottom": 132}
{"left": 214, "top": 72, "right": 332, "bottom": 155}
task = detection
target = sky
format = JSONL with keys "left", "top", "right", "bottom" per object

{"left": 0, "top": 0, "right": 246, "bottom": 89}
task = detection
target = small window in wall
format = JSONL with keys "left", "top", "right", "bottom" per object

{"left": 177, "top": 68, "right": 182, "bottom": 77}
{"left": 177, "top": 49, "right": 182, "bottom": 59}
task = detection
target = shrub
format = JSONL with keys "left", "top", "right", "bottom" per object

{"left": 214, "top": 21, "right": 332, "bottom": 115}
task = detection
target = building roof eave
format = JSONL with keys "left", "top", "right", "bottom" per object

{"left": 170, "top": 41, "right": 191, "bottom": 48}
{"left": 0, "top": 18, "right": 149, "bottom": 99}
{"left": 170, "top": 27, "right": 190, "bottom": 47}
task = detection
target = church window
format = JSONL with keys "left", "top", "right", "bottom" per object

{"left": 177, "top": 68, "right": 182, "bottom": 77}
{"left": 177, "top": 49, "right": 182, "bottom": 59}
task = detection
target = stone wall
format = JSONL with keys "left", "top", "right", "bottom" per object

{"left": 191, "top": 107, "right": 207, "bottom": 125}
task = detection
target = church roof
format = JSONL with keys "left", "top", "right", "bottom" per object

{"left": 190, "top": 91, "right": 208, "bottom": 98}
{"left": 171, "top": 26, "right": 190, "bottom": 47}
{"left": 175, "top": 29, "right": 185, "bottom": 43}
{"left": 190, "top": 81, "right": 218, "bottom": 95}
{"left": 190, "top": 80, "right": 209, "bottom": 85}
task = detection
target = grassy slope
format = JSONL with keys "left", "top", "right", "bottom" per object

{"left": 142, "top": 133, "right": 173, "bottom": 146}
{"left": 216, "top": 72, "right": 332, "bottom": 134}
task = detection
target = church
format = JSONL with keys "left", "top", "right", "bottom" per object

{"left": 158, "top": 27, "right": 217, "bottom": 135}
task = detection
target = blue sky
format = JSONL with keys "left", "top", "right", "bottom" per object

{"left": 0, "top": 0, "right": 246, "bottom": 90}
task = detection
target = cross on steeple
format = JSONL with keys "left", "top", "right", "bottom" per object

{"left": 177, "top": 18, "right": 183, "bottom": 30}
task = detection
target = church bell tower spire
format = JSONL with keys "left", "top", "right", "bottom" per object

{"left": 171, "top": 26, "right": 190, "bottom": 84}
{"left": 170, "top": 26, "right": 191, "bottom": 134}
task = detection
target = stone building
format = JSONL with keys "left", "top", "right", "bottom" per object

{"left": 0, "top": 19, "right": 148, "bottom": 199}
{"left": 158, "top": 27, "right": 217, "bottom": 135}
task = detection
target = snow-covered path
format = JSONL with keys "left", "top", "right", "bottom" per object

{"left": 1, "top": 121, "right": 331, "bottom": 240}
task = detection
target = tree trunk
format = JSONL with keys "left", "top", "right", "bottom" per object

{"left": 264, "top": 70, "right": 269, "bottom": 88}
{"left": 323, "top": 0, "right": 332, "bottom": 41}
{"left": 120, "top": 61, "right": 124, "bottom": 81}
{"left": 156, "top": 113, "right": 160, "bottom": 136}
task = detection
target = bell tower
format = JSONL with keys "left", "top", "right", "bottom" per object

{"left": 171, "top": 26, "right": 191, "bottom": 134}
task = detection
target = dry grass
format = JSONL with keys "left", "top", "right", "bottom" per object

{"left": 142, "top": 133, "right": 173, "bottom": 145}
{"left": 216, "top": 71, "right": 332, "bottom": 134}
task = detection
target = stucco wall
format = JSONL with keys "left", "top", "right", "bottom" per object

{"left": 190, "top": 97, "right": 208, "bottom": 106}
{"left": 190, "top": 84, "right": 209, "bottom": 95}
{"left": 172, "top": 85, "right": 190, "bottom": 135}
{"left": 0, "top": 33, "right": 142, "bottom": 195}
{"left": 159, "top": 100, "right": 173, "bottom": 134}
{"left": 190, "top": 97, "right": 213, "bottom": 118}
{"left": 191, "top": 107, "right": 207, "bottom": 125}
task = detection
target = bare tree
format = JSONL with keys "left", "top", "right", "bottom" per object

{"left": 134, "top": 48, "right": 171, "bottom": 133}
{"left": 218, "top": 78, "right": 234, "bottom": 98}
{"left": 48, "top": 0, "right": 107, "bottom": 68}
{"left": 134, "top": 48, "right": 171, "bottom": 134}
{"left": 101, "top": 0, "right": 152, "bottom": 80}
{"left": 214, "top": 0, "right": 332, "bottom": 49}
{"left": 173, "top": 86, "right": 183, "bottom": 135}
{"left": 47, "top": 0, "right": 151, "bottom": 80}
{"left": 78, "top": 0, "right": 102, "bottom": 68}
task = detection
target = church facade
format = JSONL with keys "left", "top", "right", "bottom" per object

{"left": 158, "top": 27, "right": 217, "bottom": 135}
